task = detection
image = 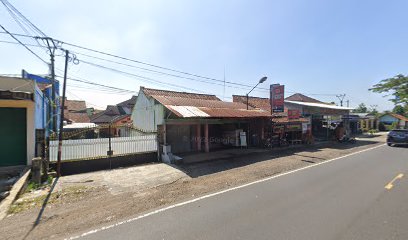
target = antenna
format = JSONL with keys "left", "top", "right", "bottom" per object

{"left": 336, "top": 94, "right": 346, "bottom": 106}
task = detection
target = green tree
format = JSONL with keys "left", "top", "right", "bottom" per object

{"left": 369, "top": 74, "right": 408, "bottom": 104}
{"left": 353, "top": 103, "right": 368, "bottom": 113}
{"left": 392, "top": 105, "right": 406, "bottom": 115}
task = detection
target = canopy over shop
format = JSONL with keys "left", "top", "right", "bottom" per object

{"left": 233, "top": 94, "right": 310, "bottom": 146}
{"left": 284, "top": 94, "right": 353, "bottom": 140}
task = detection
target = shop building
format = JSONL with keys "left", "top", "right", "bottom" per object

{"left": 131, "top": 87, "right": 270, "bottom": 159}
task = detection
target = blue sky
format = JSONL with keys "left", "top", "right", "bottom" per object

{"left": 1, "top": 0, "right": 407, "bottom": 110}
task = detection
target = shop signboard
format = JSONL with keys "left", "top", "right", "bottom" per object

{"left": 270, "top": 84, "right": 285, "bottom": 113}
{"left": 288, "top": 109, "right": 301, "bottom": 119}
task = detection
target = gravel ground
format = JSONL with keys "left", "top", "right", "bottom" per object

{"left": 0, "top": 134, "right": 386, "bottom": 240}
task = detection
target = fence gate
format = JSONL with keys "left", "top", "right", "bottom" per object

{"left": 49, "top": 124, "right": 157, "bottom": 162}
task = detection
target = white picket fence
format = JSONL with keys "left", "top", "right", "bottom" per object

{"left": 49, "top": 134, "right": 157, "bottom": 161}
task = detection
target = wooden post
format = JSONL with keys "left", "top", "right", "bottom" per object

{"left": 204, "top": 123, "right": 209, "bottom": 153}
{"left": 196, "top": 124, "right": 201, "bottom": 151}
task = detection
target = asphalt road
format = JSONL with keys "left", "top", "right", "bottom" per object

{"left": 78, "top": 144, "right": 408, "bottom": 240}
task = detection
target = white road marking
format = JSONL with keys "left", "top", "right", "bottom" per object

{"left": 66, "top": 144, "right": 385, "bottom": 240}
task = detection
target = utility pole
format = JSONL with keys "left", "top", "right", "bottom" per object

{"left": 57, "top": 50, "right": 69, "bottom": 177}
{"left": 336, "top": 94, "right": 346, "bottom": 107}
{"left": 43, "top": 37, "right": 58, "bottom": 134}
{"left": 346, "top": 100, "right": 350, "bottom": 107}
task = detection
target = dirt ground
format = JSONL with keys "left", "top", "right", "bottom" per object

{"left": 0, "top": 134, "right": 386, "bottom": 240}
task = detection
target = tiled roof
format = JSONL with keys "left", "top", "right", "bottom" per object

{"left": 154, "top": 96, "right": 253, "bottom": 109}
{"left": 64, "top": 99, "right": 87, "bottom": 111}
{"left": 386, "top": 113, "right": 408, "bottom": 122}
{"left": 232, "top": 95, "right": 287, "bottom": 117}
{"left": 285, "top": 93, "right": 323, "bottom": 103}
{"left": 117, "top": 95, "right": 137, "bottom": 109}
{"left": 232, "top": 95, "right": 271, "bottom": 111}
{"left": 142, "top": 87, "right": 220, "bottom": 101}
{"left": 64, "top": 112, "right": 90, "bottom": 123}
{"left": 91, "top": 113, "right": 130, "bottom": 124}
{"left": 90, "top": 96, "right": 136, "bottom": 124}
{"left": 142, "top": 87, "right": 269, "bottom": 118}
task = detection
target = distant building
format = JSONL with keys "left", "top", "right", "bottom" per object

{"left": 90, "top": 96, "right": 137, "bottom": 136}
{"left": 233, "top": 93, "right": 352, "bottom": 141}
{"left": 379, "top": 113, "right": 408, "bottom": 129}
{"left": 63, "top": 99, "right": 90, "bottom": 124}
{"left": 132, "top": 87, "right": 270, "bottom": 155}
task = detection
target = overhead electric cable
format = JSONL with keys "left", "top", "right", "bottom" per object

{"left": 0, "top": 24, "right": 47, "bottom": 64}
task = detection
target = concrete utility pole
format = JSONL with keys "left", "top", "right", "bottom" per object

{"left": 336, "top": 94, "right": 346, "bottom": 107}
{"left": 57, "top": 50, "right": 69, "bottom": 177}
{"left": 43, "top": 37, "right": 58, "bottom": 133}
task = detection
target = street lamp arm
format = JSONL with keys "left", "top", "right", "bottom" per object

{"left": 247, "top": 82, "right": 261, "bottom": 96}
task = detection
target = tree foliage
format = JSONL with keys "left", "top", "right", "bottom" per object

{"left": 353, "top": 103, "right": 368, "bottom": 113}
{"left": 392, "top": 105, "right": 406, "bottom": 116}
{"left": 370, "top": 74, "right": 408, "bottom": 104}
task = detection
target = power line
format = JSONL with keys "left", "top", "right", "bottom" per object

{"left": 0, "top": 30, "right": 344, "bottom": 97}
{"left": 0, "top": 25, "right": 47, "bottom": 65}
{"left": 55, "top": 75, "right": 137, "bottom": 94}
{"left": 1, "top": 0, "right": 46, "bottom": 37}
{"left": 1, "top": 0, "right": 45, "bottom": 48}
{"left": 79, "top": 59, "right": 208, "bottom": 94}
{"left": 73, "top": 50, "right": 269, "bottom": 91}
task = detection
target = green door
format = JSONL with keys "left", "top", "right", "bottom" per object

{"left": 0, "top": 108, "right": 27, "bottom": 166}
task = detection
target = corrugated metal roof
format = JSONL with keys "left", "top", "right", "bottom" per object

{"left": 63, "top": 123, "right": 97, "bottom": 129}
{"left": 167, "top": 106, "right": 210, "bottom": 117}
{"left": 166, "top": 105, "right": 270, "bottom": 118}
{"left": 199, "top": 108, "right": 270, "bottom": 118}
{"left": 285, "top": 100, "right": 353, "bottom": 110}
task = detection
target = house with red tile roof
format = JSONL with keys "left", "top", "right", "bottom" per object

{"left": 131, "top": 87, "right": 270, "bottom": 156}
{"left": 90, "top": 96, "right": 137, "bottom": 137}
{"left": 63, "top": 99, "right": 90, "bottom": 124}
{"left": 379, "top": 113, "right": 408, "bottom": 129}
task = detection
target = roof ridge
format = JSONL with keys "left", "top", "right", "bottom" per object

{"left": 142, "top": 87, "right": 219, "bottom": 98}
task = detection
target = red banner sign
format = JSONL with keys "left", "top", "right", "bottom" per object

{"left": 270, "top": 84, "right": 284, "bottom": 113}
{"left": 288, "top": 109, "right": 301, "bottom": 119}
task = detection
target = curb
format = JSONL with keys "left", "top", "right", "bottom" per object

{"left": 0, "top": 167, "right": 31, "bottom": 221}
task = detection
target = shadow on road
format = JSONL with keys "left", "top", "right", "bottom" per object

{"left": 22, "top": 177, "right": 59, "bottom": 240}
{"left": 178, "top": 139, "right": 381, "bottom": 178}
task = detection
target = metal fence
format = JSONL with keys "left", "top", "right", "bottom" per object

{"left": 49, "top": 134, "right": 157, "bottom": 161}
{"left": 48, "top": 124, "right": 157, "bottom": 162}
